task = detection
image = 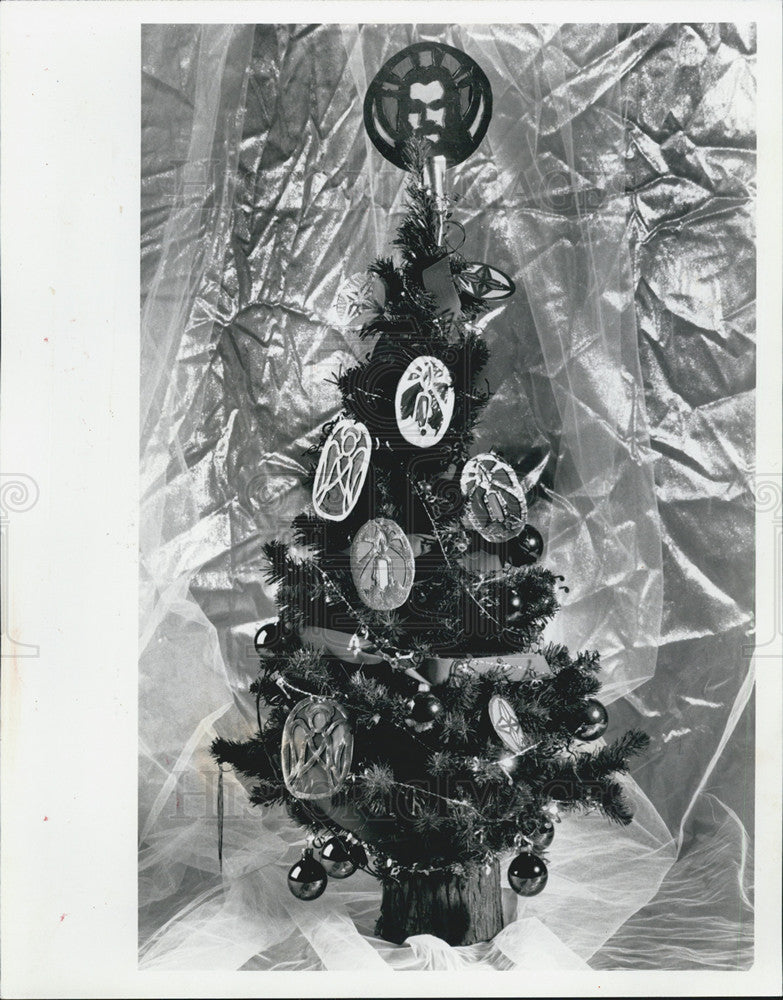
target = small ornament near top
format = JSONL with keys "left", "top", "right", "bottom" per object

{"left": 457, "top": 262, "right": 515, "bottom": 301}
{"left": 395, "top": 355, "right": 455, "bottom": 448}
{"left": 461, "top": 453, "right": 527, "bottom": 542}
{"left": 350, "top": 517, "right": 415, "bottom": 611}
{"left": 312, "top": 419, "right": 372, "bottom": 521}
{"left": 281, "top": 697, "right": 354, "bottom": 800}
{"left": 334, "top": 272, "right": 386, "bottom": 328}
{"left": 363, "top": 41, "right": 492, "bottom": 171}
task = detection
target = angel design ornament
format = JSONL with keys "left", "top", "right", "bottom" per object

{"left": 460, "top": 453, "right": 527, "bottom": 542}
{"left": 395, "top": 355, "right": 455, "bottom": 448}
{"left": 281, "top": 697, "right": 354, "bottom": 800}
{"left": 312, "top": 419, "right": 372, "bottom": 521}
{"left": 350, "top": 517, "right": 415, "bottom": 611}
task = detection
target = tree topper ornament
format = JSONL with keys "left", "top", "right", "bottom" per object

{"left": 395, "top": 355, "right": 455, "bottom": 448}
{"left": 350, "top": 517, "right": 415, "bottom": 611}
{"left": 461, "top": 453, "right": 528, "bottom": 542}
{"left": 363, "top": 41, "right": 492, "bottom": 170}
{"left": 312, "top": 419, "right": 372, "bottom": 521}
{"left": 281, "top": 697, "right": 354, "bottom": 800}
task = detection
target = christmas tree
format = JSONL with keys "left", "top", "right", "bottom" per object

{"left": 213, "top": 40, "right": 649, "bottom": 947}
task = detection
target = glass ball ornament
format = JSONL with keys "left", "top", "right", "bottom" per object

{"left": 319, "top": 836, "right": 357, "bottom": 879}
{"left": 519, "top": 524, "right": 544, "bottom": 560}
{"left": 287, "top": 848, "right": 328, "bottom": 901}
{"left": 254, "top": 617, "right": 284, "bottom": 653}
{"left": 528, "top": 815, "right": 555, "bottom": 850}
{"left": 573, "top": 698, "right": 609, "bottom": 741}
{"left": 507, "top": 851, "right": 548, "bottom": 896}
{"left": 502, "top": 524, "right": 544, "bottom": 566}
{"left": 408, "top": 692, "right": 444, "bottom": 725}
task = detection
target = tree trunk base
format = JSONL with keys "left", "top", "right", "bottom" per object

{"left": 375, "top": 859, "right": 504, "bottom": 946}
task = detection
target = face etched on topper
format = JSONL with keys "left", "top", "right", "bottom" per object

{"left": 364, "top": 42, "right": 493, "bottom": 169}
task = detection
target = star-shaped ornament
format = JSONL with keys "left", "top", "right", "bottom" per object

{"left": 458, "top": 261, "right": 515, "bottom": 301}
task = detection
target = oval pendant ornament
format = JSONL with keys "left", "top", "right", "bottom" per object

{"left": 363, "top": 41, "right": 493, "bottom": 170}
{"left": 461, "top": 453, "right": 527, "bottom": 542}
{"left": 489, "top": 695, "right": 531, "bottom": 754}
{"left": 395, "top": 355, "right": 455, "bottom": 448}
{"left": 281, "top": 697, "right": 353, "bottom": 800}
{"left": 312, "top": 419, "right": 372, "bottom": 521}
{"left": 350, "top": 517, "right": 415, "bottom": 610}
{"left": 458, "top": 262, "right": 515, "bottom": 301}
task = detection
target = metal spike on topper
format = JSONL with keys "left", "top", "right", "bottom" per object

{"left": 424, "top": 154, "right": 448, "bottom": 244}
{"left": 363, "top": 41, "right": 493, "bottom": 246}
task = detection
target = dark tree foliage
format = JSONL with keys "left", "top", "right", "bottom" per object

{"left": 213, "top": 137, "right": 649, "bottom": 873}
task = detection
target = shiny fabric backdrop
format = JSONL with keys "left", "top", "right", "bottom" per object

{"left": 140, "top": 24, "right": 754, "bottom": 970}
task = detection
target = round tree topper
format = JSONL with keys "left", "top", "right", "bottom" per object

{"left": 461, "top": 453, "right": 528, "bottom": 542}
{"left": 363, "top": 41, "right": 492, "bottom": 169}
{"left": 281, "top": 697, "right": 353, "bottom": 800}
{"left": 395, "top": 355, "right": 455, "bottom": 448}
{"left": 312, "top": 419, "right": 372, "bottom": 521}
{"left": 458, "top": 261, "right": 516, "bottom": 301}
{"left": 350, "top": 517, "right": 415, "bottom": 611}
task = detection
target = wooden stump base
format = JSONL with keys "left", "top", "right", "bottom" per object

{"left": 375, "top": 858, "right": 504, "bottom": 946}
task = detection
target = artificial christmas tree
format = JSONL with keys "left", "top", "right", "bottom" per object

{"left": 213, "top": 39, "right": 649, "bottom": 948}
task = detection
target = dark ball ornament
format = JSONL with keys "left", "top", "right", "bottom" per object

{"left": 254, "top": 617, "right": 284, "bottom": 653}
{"left": 573, "top": 698, "right": 609, "bottom": 742}
{"left": 405, "top": 691, "right": 445, "bottom": 732}
{"left": 408, "top": 692, "right": 444, "bottom": 725}
{"left": 528, "top": 816, "right": 555, "bottom": 850}
{"left": 287, "top": 848, "right": 328, "bottom": 901}
{"left": 507, "top": 851, "right": 548, "bottom": 897}
{"left": 319, "top": 836, "right": 357, "bottom": 879}
{"left": 514, "top": 525, "right": 545, "bottom": 564}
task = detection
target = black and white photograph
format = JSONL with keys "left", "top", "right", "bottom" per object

{"left": 2, "top": 3, "right": 782, "bottom": 997}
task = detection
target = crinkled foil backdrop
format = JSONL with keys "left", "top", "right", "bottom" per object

{"left": 140, "top": 24, "right": 754, "bottom": 971}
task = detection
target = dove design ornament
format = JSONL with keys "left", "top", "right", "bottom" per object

{"left": 395, "top": 355, "right": 455, "bottom": 448}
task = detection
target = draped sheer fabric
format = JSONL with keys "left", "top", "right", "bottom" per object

{"left": 140, "top": 23, "right": 754, "bottom": 970}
